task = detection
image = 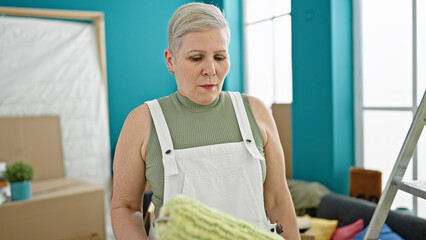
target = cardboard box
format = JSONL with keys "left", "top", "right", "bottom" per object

{"left": 0, "top": 178, "right": 105, "bottom": 240}
{"left": 300, "top": 228, "right": 315, "bottom": 240}
{"left": 0, "top": 116, "right": 106, "bottom": 239}
{"left": 271, "top": 104, "right": 292, "bottom": 179}
{"left": 350, "top": 167, "right": 382, "bottom": 203}
{"left": 0, "top": 116, "right": 65, "bottom": 181}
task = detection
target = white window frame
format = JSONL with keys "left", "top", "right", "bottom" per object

{"left": 242, "top": 0, "right": 292, "bottom": 106}
{"left": 353, "top": 0, "right": 421, "bottom": 215}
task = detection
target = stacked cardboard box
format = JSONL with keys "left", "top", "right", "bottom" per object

{"left": 271, "top": 103, "right": 292, "bottom": 179}
{"left": 0, "top": 116, "right": 105, "bottom": 240}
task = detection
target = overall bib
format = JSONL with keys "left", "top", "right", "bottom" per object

{"left": 146, "top": 92, "right": 274, "bottom": 239}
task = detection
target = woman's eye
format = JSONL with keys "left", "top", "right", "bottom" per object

{"left": 214, "top": 55, "right": 226, "bottom": 61}
{"left": 190, "top": 56, "right": 203, "bottom": 61}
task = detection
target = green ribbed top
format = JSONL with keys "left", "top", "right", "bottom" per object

{"left": 145, "top": 91, "right": 265, "bottom": 218}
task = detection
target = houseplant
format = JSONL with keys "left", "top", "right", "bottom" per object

{"left": 4, "top": 161, "right": 34, "bottom": 201}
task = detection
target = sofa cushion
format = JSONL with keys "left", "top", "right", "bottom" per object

{"left": 332, "top": 218, "right": 364, "bottom": 240}
{"left": 354, "top": 223, "right": 403, "bottom": 240}
{"left": 288, "top": 179, "right": 331, "bottom": 215}
{"left": 317, "top": 194, "right": 426, "bottom": 240}
{"left": 305, "top": 215, "right": 338, "bottom": 240}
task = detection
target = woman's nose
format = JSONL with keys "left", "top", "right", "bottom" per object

{"left": 202, "top": 59, "right": 216, "bottom": 77}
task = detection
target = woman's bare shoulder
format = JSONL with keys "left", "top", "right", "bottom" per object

{"left": 116, "top": 103, "right": 152, "bottom": 160}
{"left": 247, "top": 95, "right": 273, "bottom": 127}
{"left": 247, "top": 95, "right": 277, "bottom": 145}
{"left": 247, "top": 95, "right": 269, "bottom": 114}
{"left": 122, "top": 103, "right": 152, "bottom": 130}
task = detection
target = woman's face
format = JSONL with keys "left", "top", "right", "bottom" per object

{"left": 165, "top": 28, "right": 230, "bottom": 105}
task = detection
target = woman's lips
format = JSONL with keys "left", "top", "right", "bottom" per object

{"left": 200, "top": 84, "right": 216, "bottom": 90}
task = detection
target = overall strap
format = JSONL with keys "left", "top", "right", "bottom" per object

{"left": 228, "top": 92, "right": 265, "bottom": 160}
{"left": 145, "top": 100, "right": 179, "bottom": 176}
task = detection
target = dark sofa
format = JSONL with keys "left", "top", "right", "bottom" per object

{"left": 316, "top": 194, "right": 426, "bottom": 240}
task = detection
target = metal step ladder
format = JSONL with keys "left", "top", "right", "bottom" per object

{"left": 364, "top": 89, "right": 426, "bottom": 240}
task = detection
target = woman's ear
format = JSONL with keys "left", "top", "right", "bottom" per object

{"left": 164, "top": 49, "right": 175, "bottom": 74}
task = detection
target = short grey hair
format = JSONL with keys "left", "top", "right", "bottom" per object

{"left": 167, "top": 2, "right": 230, "bottom": 58}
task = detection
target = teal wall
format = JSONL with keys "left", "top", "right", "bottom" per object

{"left": 291, "top": 0, "right": 353, "bottom": 194}
{"left": 223, "top": 0, "right": 243, "bottom": 91}
{"left": 0, "top": 0, "right": 353, "bottom": 194}
{"left": 331, "top": 0, "right": 354, "bottom": 194}
{"left": 0, "top": 0, "right": 243, "bottom": 163}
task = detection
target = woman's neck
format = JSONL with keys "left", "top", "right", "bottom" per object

{"left": 174, "top": 91, "right": 222, "bottom": 112}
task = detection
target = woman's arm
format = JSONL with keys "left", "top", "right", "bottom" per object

{"left": 111, "top": 104, "right": 151, "bottom": 240}
{"left": 249, "top": 96, "right": 300, "bottom": 240}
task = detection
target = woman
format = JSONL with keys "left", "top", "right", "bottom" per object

{"left": 111, "top": 2, "right": 300, "bottom": 240}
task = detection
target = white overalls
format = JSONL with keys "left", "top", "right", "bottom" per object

{"left": 146, "top": 92, "right": 275, "bottom": 239}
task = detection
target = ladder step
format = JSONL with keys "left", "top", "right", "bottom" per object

{"left": 394, "top": 180, "right": 426, "bottom": 199}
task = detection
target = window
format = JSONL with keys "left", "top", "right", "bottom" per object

{"left": 354, "top": 0, "right": 426, "bottom": 217}
{"left": 243, "top": 0, "right": 293, "bottom": 107}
